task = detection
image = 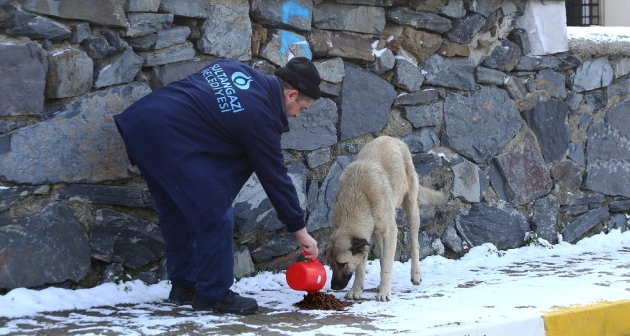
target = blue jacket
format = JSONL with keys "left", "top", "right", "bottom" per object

{"left": 114, "top": 60, "right": 305, "bottom": 232}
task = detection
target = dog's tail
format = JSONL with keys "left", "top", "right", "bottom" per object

{"left": 417, "top": 185, "right": 447, "bottom": 205}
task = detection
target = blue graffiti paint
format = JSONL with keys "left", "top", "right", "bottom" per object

{"left": 280, "top": 31, "right": 312, "bottom": 60}
{"left": 279, "top": 1, "right": 312, "bottom": 60}
{"left": 282, "top": 1, "right": 310, "bottom": 24}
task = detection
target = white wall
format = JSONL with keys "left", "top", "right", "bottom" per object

{"left": 602, "top": 0, "right": 630, "bottom": 26}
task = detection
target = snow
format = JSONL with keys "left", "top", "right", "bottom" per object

{"left": 1, "top": 229, "right": 629, "bottom": 335}
{"left": 567, "top": 26, "right": 630, "bottom": 43}
{"left": 567, "top": 26, "right": 630, "bottom": 58}
{"left": 371, "top": 40, "right": 388, "bottom": 57}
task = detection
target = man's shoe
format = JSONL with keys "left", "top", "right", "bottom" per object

{"left": 168, "top": 285, "right": 194, "bottom": 305}
{"left": 192, "top": 290, "right": 258, "bottom": 315}
{"left": 214, "top": 290, "right": 258, "bottom": 315}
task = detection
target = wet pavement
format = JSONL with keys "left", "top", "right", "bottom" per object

{"left": 1, "top": 301, "right": 382, "bottom": 335}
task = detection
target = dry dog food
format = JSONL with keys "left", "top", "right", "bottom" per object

{"left": 293, "top": 292, "right": 353, "bottom": 311}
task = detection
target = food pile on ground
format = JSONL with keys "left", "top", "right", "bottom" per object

{"left": 293, "top": 292, "right": 353, "bottom": 311}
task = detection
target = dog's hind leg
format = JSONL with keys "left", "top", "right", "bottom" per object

{"left": 405, "top": 186, "right": 422, "bottom": 285}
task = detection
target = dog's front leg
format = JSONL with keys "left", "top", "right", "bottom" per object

{"left": 376, "top": 229, "right": 397, "bottom": 301}
{"left": 345, "top": 254, "right": 367, "bottom": 300}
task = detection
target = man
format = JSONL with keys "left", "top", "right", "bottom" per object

{"left": 113, "top": 57, "right": 321, "bottom": 315}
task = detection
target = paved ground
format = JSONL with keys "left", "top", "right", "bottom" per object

{"left": 2, "top": 231, "right": 630, "bottom": 336}
{"left": 1, "top": 302, "right": 384, "bottom": 335}
{"left": 4, "top": 298, "right": 629, "bottom": 336}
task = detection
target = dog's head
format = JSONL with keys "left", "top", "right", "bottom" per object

{"left": 326, "top": 236, "right": 370, "bottom": 290}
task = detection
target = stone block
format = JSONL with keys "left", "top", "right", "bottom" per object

{"left": 0, "top": 43, "right": 47, "bottom": 116}
{"left": 515, "top": 0, "right": 568, "bottom": 55}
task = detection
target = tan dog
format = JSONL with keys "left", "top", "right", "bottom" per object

{"left": 326, "top": 136, "right": 445, "bottom": 301}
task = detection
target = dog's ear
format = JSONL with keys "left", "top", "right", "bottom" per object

{"left": 350, "top": 237, "right": 370, "bottom": 255}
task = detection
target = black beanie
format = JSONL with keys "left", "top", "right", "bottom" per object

{"left": 274, "top": 57, "right": 322, "bottom": 100}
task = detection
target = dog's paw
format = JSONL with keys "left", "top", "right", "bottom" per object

{"left": 376, "top": 290, "right": 391, "bottom": 302}
{"left": 376, "top": 284, "right": 392, "bottom": 301}
{"left": 411, "top": 273, "right": 422, "bottom": 285}
{"left": 345, "top": 289, "right": 363, "bottom": 300}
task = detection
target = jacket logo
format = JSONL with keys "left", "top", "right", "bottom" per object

{"left": 201, "top": 64, "right": 247, "bottom": 113}
{"left": 231, "top": 72, "right": 252, "bottom": 91}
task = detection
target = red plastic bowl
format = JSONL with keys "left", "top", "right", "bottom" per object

{"left": 286, "top": 257, "right": 327, "bottom": 295}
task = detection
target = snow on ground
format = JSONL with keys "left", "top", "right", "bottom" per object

{"left": 1, "top": 229, "right": 629, "bottom": 335}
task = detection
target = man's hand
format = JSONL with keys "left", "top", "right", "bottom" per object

{"left": 294, "top": 227, "right": 319, "bottom": 259}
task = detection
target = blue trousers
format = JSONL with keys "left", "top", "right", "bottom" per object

{"left": 118, "top": 129, "right": 235, "bottom": 303}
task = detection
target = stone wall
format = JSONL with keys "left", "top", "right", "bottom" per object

{"left": 1, "top": 0, "right": 629, "bottom": 291}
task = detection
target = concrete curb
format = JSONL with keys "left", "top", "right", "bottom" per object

{"left": 433, "top": 300, "right": 630, "bottom": 336}
{"left": 543, "top": 300, "right": 630, "bottom": 336}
